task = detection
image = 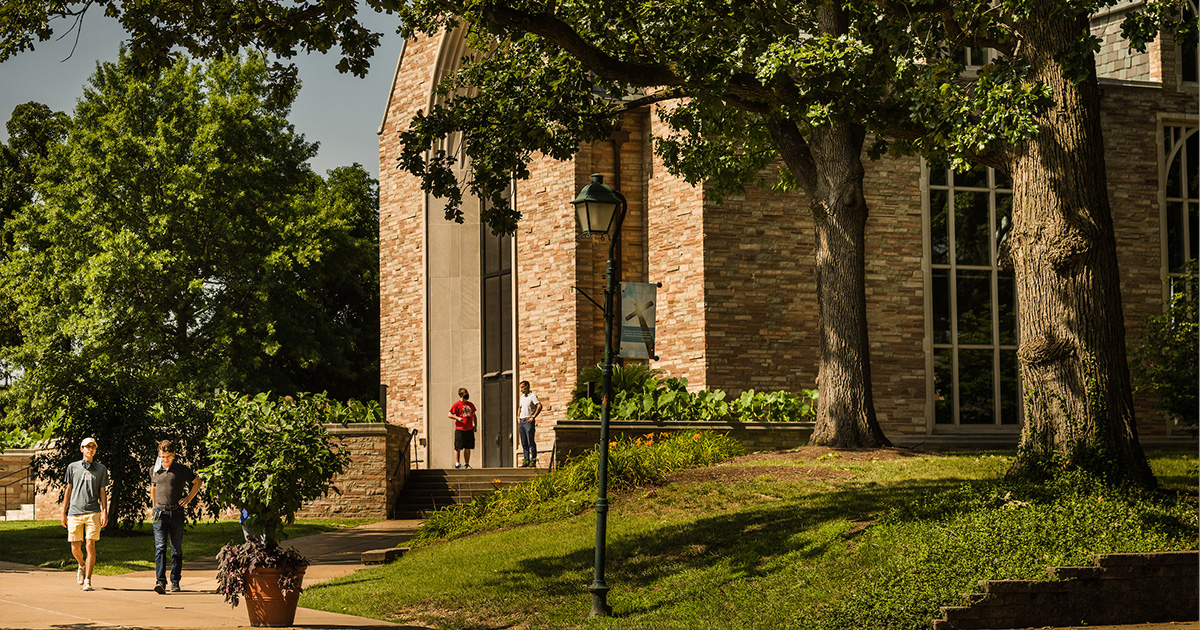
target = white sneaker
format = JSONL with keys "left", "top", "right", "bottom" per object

{"left": 76, "top": 567, "right": 85, "bottom": 585}
{"left": 82, "top": 579, "right": 93, "bottom": 591}
{"left": 454, "top": 463, "right": 462, "bottom": 469}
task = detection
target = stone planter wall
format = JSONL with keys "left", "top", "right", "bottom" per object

{"left": 551, "top": 420, "right": 815, "bottom": 466}
{"left": 296, "top": 423, "right": 415, "bottom": 520}
{"left": 7, "top": 423, "right": 415, "bottom": 521}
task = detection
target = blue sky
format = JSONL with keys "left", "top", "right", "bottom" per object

{"left": 0, "top": 10, "right": 404, "bottom": 179}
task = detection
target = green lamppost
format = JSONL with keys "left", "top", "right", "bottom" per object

{"left": 571, "top": 173, "right": 627, "bottom": 618}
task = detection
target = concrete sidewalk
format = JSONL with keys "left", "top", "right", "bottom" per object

{"left": 0, "top": 520, "right": 429, "bottom": 629}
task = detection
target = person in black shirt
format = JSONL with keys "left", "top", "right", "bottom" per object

{"left": 148, "top": 440, "right": 202, "bottom": 593}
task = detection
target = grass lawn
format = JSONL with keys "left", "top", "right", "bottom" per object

{"left": 298, "top": 449, "right": 1197, "bottom": 630}
{"left": 0, "top": 518, "right": 376, "bottom": 575}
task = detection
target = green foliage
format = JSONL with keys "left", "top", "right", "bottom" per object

{"left": 568, "top": 376, "right": 817, "bottom": 423}
{"left": 26, "top": 377, "right": 213, "bottom": 529}
{"left": 570, "top": 362, "right": 663, "bottom": 404}
{"left": 320, "top": 397, "right": 385, "bottom": 424}
{"left": 201, "top": 391, "right": 351, "bottom": 548}
{"left": 414, "top": 431, "right": 745, "bottom": 544}
{"left": 0, "top": 49, "right": 380, "bottom": 405}
{"left": 1131, "top": 261, "right": 1198, "bottom": 431}
{"left": 0, "top": 421, "right": 54, "bottom": 450}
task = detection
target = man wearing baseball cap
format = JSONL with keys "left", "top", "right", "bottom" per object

{"left": 61, "top": 437, "right": 109, "bottom": 591}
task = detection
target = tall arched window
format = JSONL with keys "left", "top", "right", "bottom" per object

{"left": 1163, "top": 124, "right": 1198, "bottom": 297}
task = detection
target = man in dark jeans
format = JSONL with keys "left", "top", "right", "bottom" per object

{"left": 149, "top": 440, "right": 202, "bottom": 593}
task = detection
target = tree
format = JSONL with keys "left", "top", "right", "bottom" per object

{"left": 4, "top": 0, "right": 1190, "bottom": 481}
{"left": 0, "top": 103, "right": 69, "bottom": 392}
{"left": 27, "top": 374, "right": 213, "bottom": 529}
{"left": 2, "top": 50, "right": 380, "bottom": 522}
{"left": 1131, "top": 261, "right": 1198, "bottom": 433}
{"left": 880, "top": 0, "right": 1192, "bottom": 486}
{"left": 1, "top": 49, "right": 379, "bottom": 403}
{"left": 0, "top": 1, "right": 898, "bottom": 448}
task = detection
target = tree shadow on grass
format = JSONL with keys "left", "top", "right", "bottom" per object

{"left": 488, "top": 475, "right": 994, "bottom": 614}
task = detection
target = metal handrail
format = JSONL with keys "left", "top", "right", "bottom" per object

{"left": 1, "top": 465, "right": 35, "bottom": 520}
{"left": 386, "top": 428, "right": 421, "bottom": 519}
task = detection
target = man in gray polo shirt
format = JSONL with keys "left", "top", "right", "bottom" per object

{"left": 61, "top": 437, "right": 109, "bottom": 591}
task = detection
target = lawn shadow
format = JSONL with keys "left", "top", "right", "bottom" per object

{"left": 488, "top": 475, "right": 994, "bottom": 615}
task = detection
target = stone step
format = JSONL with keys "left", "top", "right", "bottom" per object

{"left": 394, "top": 468, "right": 545, "bottom": 518}
{"left": 3, "top": 504, "right": 34, "bottom": 521}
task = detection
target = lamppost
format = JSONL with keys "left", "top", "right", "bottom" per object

{"left": 571, "top": 173, "right": 627, "bottom": 618}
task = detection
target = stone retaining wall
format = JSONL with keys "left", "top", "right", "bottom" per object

{"left": 6, "top": 424, "right": 415, "bottom": 521}
{"left": 932, "top": 551, "right": 1199, "bottom": 629}
{"left": 296, "top": 423, "right": 414, "bottom": 520}
{"left": 552, "top": 420, "right": 814, "bottom": 465}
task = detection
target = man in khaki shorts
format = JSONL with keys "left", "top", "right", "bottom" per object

{"left": 61, "top": 437, "right": 110, "bottom": 591}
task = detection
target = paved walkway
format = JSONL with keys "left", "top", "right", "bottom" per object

{"left": 0, "top": 520, "right": 430, "bottom": 629}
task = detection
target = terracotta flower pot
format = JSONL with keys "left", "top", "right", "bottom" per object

{"left": 243, "top": 566, "right": 306, "bottom": 627}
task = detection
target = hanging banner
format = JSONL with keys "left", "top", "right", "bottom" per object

{"left": 619, "top": 282, "right": 658, "bottom": 360}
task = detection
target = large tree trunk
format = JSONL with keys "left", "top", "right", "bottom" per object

{"left": 775, "top": 121, "right": 890, "bottom": 447}
{"left": 1005, "top": 11, "right": 1154, "bottom": 486}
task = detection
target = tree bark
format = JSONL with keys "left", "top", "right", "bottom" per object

{"left": 1005, "top": 10, "right": 1154, "bottom": 486}
{"left": 774, "top": 120, "right": 891, "bottom": 448}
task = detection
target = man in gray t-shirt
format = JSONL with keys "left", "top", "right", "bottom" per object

{"left": 61, "top": 437, "right": 109, "bottom": 591}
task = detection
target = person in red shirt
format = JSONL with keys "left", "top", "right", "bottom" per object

{"left": 448, "top": 388, "right": 477, "bottom": 469}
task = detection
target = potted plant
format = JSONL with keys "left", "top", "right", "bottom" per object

{"left": 203, "top": 392, "right": 350, "bottom": 627}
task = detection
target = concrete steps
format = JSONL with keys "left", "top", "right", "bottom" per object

{"left": 393, "top": 468, "right": 543, "bottom": 519}
{"left": 3, "top": 503, "right": 34, "bottom": 521}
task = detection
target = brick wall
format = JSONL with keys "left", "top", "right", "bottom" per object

{"left": 552, "top": 420, "right": 814, "bottom": 466}
{"left": 933, "top": 551, "right": 1199, "bottom": 629}
{"left": 1092, "top": 7, "right": 1158, "bottom": 82}
{"left": 1100, "top": 79, "right": 1197, "bottom": 436}
{"left": 379, "top": 25, "right": 1198, "bottom": 460}
{"left": 378, "top": 32, "right": 439, "bottom": 450}
{"left": 645, "top": 104, "right": 712, "bottom": 389}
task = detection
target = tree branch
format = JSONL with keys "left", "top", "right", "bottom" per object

{"left": 484, "top": 5, "right": 682, "bottom": 86}
{"left": 765, "top": 117, "right": 818, "bottom": 195}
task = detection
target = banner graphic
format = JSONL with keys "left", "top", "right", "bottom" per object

{"left": 619, "top": 282, "right": 658, "bottom": 360}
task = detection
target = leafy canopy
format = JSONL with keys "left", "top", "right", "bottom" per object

{"left": 0, "top": 48, "right": 380, "bottom": 403}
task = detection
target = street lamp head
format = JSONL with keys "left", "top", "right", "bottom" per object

{"left": 572, "top": 174, "right": 621, "bottom": 238}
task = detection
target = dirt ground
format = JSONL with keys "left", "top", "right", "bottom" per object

{"left": 664, "top": 445, "right": 930, "bottom": 485}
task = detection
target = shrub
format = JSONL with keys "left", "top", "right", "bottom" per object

{"left": 414, "top": 431, "right": 745, "bottom": 544}
{"left": 202, "top": 391, "right": 351, "bottom": 547}
{"left": 571, "top": 362, "right": 663, "bottom": 403}
{"left": 0, "top": 422, "right": 55, "bottom": 450}
{"left": 320, "top": 397, "right": 383, "bottom": 424}
{"left": 567, "top": 375, "right": 817, "bottom": 423}
{"left": 1131, "top": 260, "right": 1198, "bottom": 432}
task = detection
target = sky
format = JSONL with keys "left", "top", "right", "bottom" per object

{"left": 0, "top": 9, "right": 405, "bottom": 179}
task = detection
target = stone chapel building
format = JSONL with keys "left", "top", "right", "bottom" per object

{"left": 378, "top": 11, "right": 1198, "bottom": 469}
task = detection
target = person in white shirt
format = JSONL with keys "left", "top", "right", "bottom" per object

{"left": 517, "top": 380, "right": 542, "bottom": 467}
